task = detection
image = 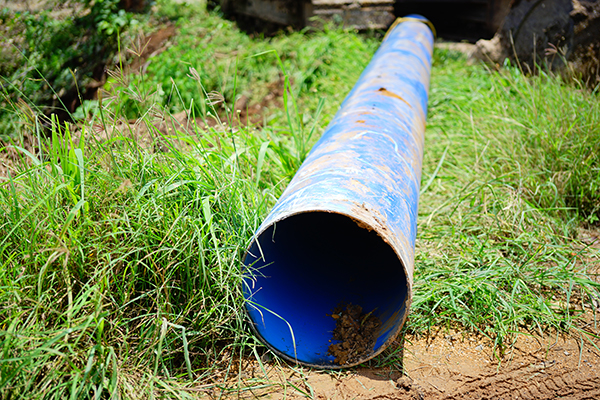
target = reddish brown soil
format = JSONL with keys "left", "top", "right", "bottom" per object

{"left": 401, "top": 331, "right": 600, "bottom": 400}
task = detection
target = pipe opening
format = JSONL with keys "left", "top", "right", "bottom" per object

{"left": 244, "top": 211, "right": 409, "bottom": 367}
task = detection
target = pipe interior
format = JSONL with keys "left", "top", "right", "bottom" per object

{"left": 244, "top": 212, "right": 408, "bottom": 366}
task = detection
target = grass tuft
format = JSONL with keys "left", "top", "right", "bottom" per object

{"left": 409, "top": 48, "right": 600, "bottom": 353}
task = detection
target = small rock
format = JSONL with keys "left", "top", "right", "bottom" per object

{"left": 260, "top": 352, "right": 272, "bottom": 363}
{"left": 396, "top": 375, "right": 413, "bottom": 390}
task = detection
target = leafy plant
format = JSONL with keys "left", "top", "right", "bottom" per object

{"left": 0, "top": 0, "right": 141, "bottom": 137}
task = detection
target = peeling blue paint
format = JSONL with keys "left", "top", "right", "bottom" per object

{"left": 243, "top": 16, "right": 434, "bottom": 368}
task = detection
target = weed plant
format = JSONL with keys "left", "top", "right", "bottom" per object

{"left": 1, "top": 2, "right": 600, "bottom": 397}
{"left": 115, "top": 2, "right": 380, "bottom": 128}
{"left": 0, "top": 90, "right": 292, "bottom": 397}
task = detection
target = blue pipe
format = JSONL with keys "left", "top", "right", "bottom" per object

{"left": 243, "top": 16, "right": 434, "bottom": 368}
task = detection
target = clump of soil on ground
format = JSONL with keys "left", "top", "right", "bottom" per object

{"left": 328, "top": 303, "right": 381, "bottom": 366}
{"left": 473, "top": 0, "right": 600, "bottom": 88}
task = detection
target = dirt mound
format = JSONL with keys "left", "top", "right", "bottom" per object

{"left": 327, "top": 304, "right": 381, "bottom": 366}
{"left": 474, "top": 0, "right": 600, "bottom": 87}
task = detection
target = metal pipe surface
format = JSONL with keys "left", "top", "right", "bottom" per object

{"left": 243, "top": 16, "right": 434, "bottom": 368}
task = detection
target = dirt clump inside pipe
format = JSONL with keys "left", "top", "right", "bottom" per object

{"left": 328, "top": 303, "right": 381, "bottom": 365}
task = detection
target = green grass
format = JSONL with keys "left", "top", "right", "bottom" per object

{"left": 0, "top": 95, "right": 288, "bottom": 397}
{"left": 1, "top": 1, "right": 600, "bottom": 398}
{"left": 0, "top": 0, "right": 144, "bottom": 139}
{"left": 112, "top": 1, "right": 380, "bottom": 127}
{"left": 409, "top": 49, "right": 600, "bottom": 352}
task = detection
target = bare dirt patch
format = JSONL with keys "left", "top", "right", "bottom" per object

{"left": 402, "top": 329, "right": 600, "bottom": 400}
{"left": 0, "top": 70, "right": 286, "bottom": 178}
{"left": 233, "top": 75, "right": 287, "bottom": 127}
{"left": 226, "top": 329, "right": 600, "bottom": 399}
{"left": 86, "top": 72, "right": 286, "bottom": 144}
{"left": 434, "top": 41, "right": 477, "bottom": 58}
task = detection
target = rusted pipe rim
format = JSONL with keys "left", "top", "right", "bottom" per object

{"left": 244, "top": 210, "right": 412, "bottom": 369}
{"left": 384, "top": 16, "right": 437, "bottom": 41}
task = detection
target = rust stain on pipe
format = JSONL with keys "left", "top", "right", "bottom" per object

{"left": 377, "top": 87, "right": 412, "bottom": 107}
